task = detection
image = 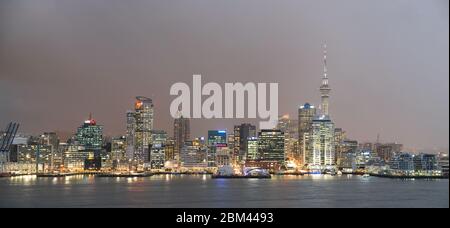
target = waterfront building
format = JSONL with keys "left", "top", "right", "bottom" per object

{"left": 413, "top": 153, "right": 439, "bottom": 175}
{"left": 389, "top": 152, "right": 414, "bottom": 175}
{"left": 438, "top": 153, "right": 449, "bottom": 177}
{"left": 244, "top": 160, "right": 283, "bottom": 171}
{"left": 64, "top": 145, "right": 89, "bottom": 170}
{"left": 246, "top": 137, "right": 259, "bottom": 161}
{"left": 16, "top": 144, "right": 52, "bottom": 165}
{"left": 233, "top": 124, "right": 257, "bottom": 162}
{"left": 215, "top": 146, "right": 232, "bottom": 167}
{"left": 180, "top": 141, "right": 207, "bottom": 169}
{"left": 258, "top": 130, "right": 285, "bottom": 163}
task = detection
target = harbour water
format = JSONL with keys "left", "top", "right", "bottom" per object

{"left": 0, "top": 175, "right": 448, "bottom": 208}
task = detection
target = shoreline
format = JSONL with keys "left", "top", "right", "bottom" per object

{"left": 1, "top": 172, "right": 448, "bottom": 179}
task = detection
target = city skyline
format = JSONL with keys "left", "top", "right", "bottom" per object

{"left": 0, "top": 0, "right": 448, "bottom": 151}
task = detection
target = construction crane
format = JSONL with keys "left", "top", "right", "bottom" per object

{"left": 0, "top": 122, "right": 20, "bottom": 173}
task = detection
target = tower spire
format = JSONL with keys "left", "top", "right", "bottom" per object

{"left": 323, "top": 43, "right": 328, "bottom": 79}
{"left": 320, "top": 43, "right": 331, "bottom": 116}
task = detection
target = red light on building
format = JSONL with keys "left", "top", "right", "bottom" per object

{"left": 135, "top": 101, "right": 143, "bottom": 109}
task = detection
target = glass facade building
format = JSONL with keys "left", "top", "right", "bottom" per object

{"left": 258, "top": 130, "right": 285, "bottom": 163}
{"left": 310, "top": 115, "right": 335, "bottom": 169}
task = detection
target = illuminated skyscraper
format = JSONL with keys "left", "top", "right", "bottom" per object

{"left": 164, "top": 139, "right": 176, "bottom": 161}
{"left": 298, "top": 103, "right": 316, "bottom": 165}
{"left": 208, "top": 130, "right": 227, "bottom": 146}
{"left": 246, "top": 137, "right": 259, "bottom": 161}
{"left": 133, "top": 96, "right": 154, "bottom": 163}
{"left": 76, "top": 115, "right": 103, "bottom": 152}
{"left": 334, "top": 128, "right": 346, "bottom": 165}
{"left": 207, "top": 130, "right": 228, "bottom": 167}
{"left": 67, "top": 115, "right": 103, "bottom": 170}
{"left": 277, "top": 115, "right": 298, "bottom": 161}
{"left": 258, "top": 130, "right": 285, "bottom": 163}
{"left": 150, "top": 130, "right": 167, "bottom": 169}
{"left": 111, "top": 136, "right": 126, "bottom": 169}
{"left": 308, "top": 45, "right": 336, "bottom": 170}
{"left": 174, "top": 115, "right": 190, "bottom": 161}
{"left": 311, "top": 115, "right": 335, "bottom": 169}
{"left": 125, "top": 110, "right": 135, "bottom": 160}
{"left": 180, "top": 141, "right": 207, "bottom": 168}
{"left": 233, "top": 124, "right": 257, "bottom": 162}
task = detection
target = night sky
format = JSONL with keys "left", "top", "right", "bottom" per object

{"left": 0, "top": 0, "right": 448, "bottom": 151}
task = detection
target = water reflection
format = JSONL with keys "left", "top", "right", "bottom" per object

{"left": 0, "top": 175, "right": 447, "bottom": 208}
{"left": 9, "top": 175, "right": 36, "bottom": 186}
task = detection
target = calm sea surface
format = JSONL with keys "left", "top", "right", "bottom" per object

{"left": 0, "top": 175, "right": 448, "bottom": 208}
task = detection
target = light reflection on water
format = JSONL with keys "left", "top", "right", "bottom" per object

{"left": 0, "top": 175, "right": 448, "bottom": 208}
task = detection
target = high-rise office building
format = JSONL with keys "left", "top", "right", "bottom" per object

{"left": 258, "top": 130, "right": 285, "bottom": 163}
{"left": 207, "top": 130, "right": 227, "bottom": 167}
{"left": 338, "top": 139, "right": 358, "bottom": 169}
{"left": 215, "top": 146, "right": 232, "bottom": 167}
{"left": 134, "top": 96, "right": 154, "bottom": 163}
{"left": 164, "top": 138, "right": 176, "bottom": 161}
{"left": 233, "top": 124, "right": 257, "bottom": 162}
{"left": 111, "top": 136, "right": 126, "bottom": 169}
{"left": 65, "top": 115, "right": 103, "bottom": 170}
{"left": 277, "top": 115, "right": 298, "bottom": 161}
{"left": 174, "top": 115, "right": 190, "bottom": 161}
{"left": 246, "top": 137, "right": 259, "bottom": 161}
{"left": 310, "top": 115, "right": 335, "bottom": 169}
{"left": 180, "top": 141, "right": 207, "bottom": 168}
{"left": 208, "top": 130, "right": 227, "bottom": 146}
{"left": 298, "top": 103, "right": 316, "bottom": 165}
{"left": 42, "top": 132, "right": 59, "bottom": 152}
{"left": 149, "top": 130, "right": 167, "bottom": 169}
{"left": 125, "top": 110, "right": 136, "bottom": 160}
{"left": 334, "top": 128, "right": 346, "bottom": 165}
{"left": 307, "top": 45, "right": 336, "bottom": 170}
{"left": 227, "top": 134, "right": 235, "bottom": 151}
{"left": 39, "top": 132, "right": 60, "bottom": 170}
{"left": 76, "top": 115, "right": 103, "bottom": 152}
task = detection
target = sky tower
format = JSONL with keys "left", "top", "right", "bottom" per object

{"left": 320, "top": 44, "right": 331, "bottom": 116}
